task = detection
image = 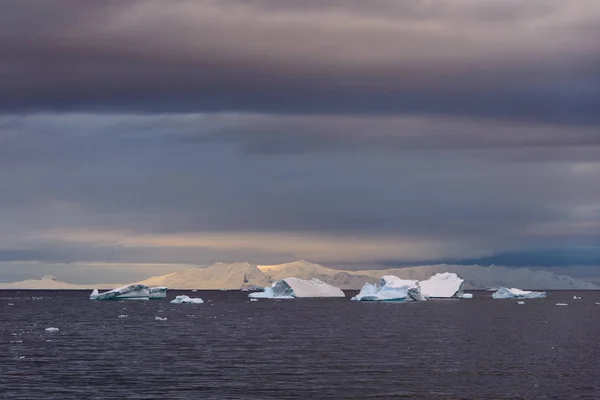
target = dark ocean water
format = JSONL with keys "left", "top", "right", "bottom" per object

{"left": 1, "top": 290, "right": 599, "bottom": 400}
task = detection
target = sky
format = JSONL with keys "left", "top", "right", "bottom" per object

{"left": 1, "top": 0, "right": 599, "bottom": 284}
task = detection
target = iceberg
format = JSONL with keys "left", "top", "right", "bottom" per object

{"left": 351, "top": 275, "right": 426, "bottom": 302}
{"left": 419, "top": 272, "right": 465, "bottom": 298}
{"left": 170, "top": 295, "right": 204, "bottom": 304}
{"left": 45, "top": 327, "right": 59, "bottom": 332}
{"left": 492, "top": 287, "right": 546, "bottom": 299}
{"left": 458, "top": 293, "right": 473, "bottom": 299}
{"left": 89, "top": 284, "right": 150, "bottom": 301}
{"left": 149, "top": 287, "right": 168, "bottom": 300}
{"left": 249, "top": 278, "right": 344, "bottom": 299}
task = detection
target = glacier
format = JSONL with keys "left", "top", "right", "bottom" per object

{"left": 492, "top": 287, "right": 547, "bottom": 299}
{"left": 149, "top": 287, "right": 168, "bottom": 300}
{"left": 419, "top": 272, "right": 465, "bottom": 298}
{"left": 170, "top": 295, "right": 204, "bottom": 304}
{"left": 248, "top": 278, "right": 344, "bottom": 299}
{"left": 89, "top": 284, "right": 150, "bottom": 301}
{"left": 351, "top": 275, "right": 426, "bottom": 302}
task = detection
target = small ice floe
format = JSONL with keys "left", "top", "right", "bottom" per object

{"left": 170, "top": 295, "right": 204, "bottom": 304}
{"left": 250, "top": 298, "right": 259, "bottom": 302}
{"left": 595, "top": 302, "right": 600, "bottom": 305}
{"left": 573, "top": 296, "right": 582, "bottom": 300}
{"left": 45, "top": 327, "right": 59, "bottom": 332}
{"left": 191, "top": 289, "right": 198, "bottom": 292}
{"left": 458, "top": 293, "right": 474, "bottom": 299}
{"left": 19, "top": 356, "right": 25, "bottom": 359}
{"left": 155, "top": 317, "right": 168, "bottom": 321}
{"left": 118, "top": 315, "right": 128, "bottom": 318}
{"left": 8, "top": 303, "right": 14, "bottom": 306}
{"left": 492, "top": 287, "right": 546, "bottom": 300}
{"left": 517, "top": 301, "right": 525, "bottom": 305}
{"left": 555, "top": 303, "right": 568, "bottom": 306}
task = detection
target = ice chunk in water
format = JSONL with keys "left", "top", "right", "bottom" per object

{"left": 149, "top": 287, "right": 168, "bottom": 300}
{"left": 352, "top": 276, "right": 426, "bottom": 302}
{"left": 45, "top": 327, "right": 59, "bottom": 332}
{"left": 420, "top": 272, "right": 465, "bottom": 298}
{"left": 155, "top": 317, "right": 168, "bottom": 321}
{"left": 492, "top": 287, "right": 546, "bottom": 299}
{"left": 90, "top": 284, "right": 150, "bottom": 301}
{"left": 170, "top": 295, "right": 204, "bottom": 304}
{"left": 249, "top": 278, "right": 344, "bottom": 299}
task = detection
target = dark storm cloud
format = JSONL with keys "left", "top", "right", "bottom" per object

{"left": 1, "top": 0, "right": 599, "bottom": 123}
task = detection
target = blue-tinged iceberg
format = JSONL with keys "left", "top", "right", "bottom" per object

{"left": 89, "top": 284, "right": 150, "bottom": 301}
{"left": 170, "top": 295, "right": 204, "bottom": 304}
{"left": 149, "top": 287, "right": 168, "bottom": 299}
{"left": 351, "top": 275, "right": 426, "bottom": 302}
{"left": 249, "top": 278, "right": 344, "bottom": 299}
{"left": 419, "top": 272, "right": 465, "bottom": 298}
{"left": 492, "top": 287, "right": 546, "bottom": 299}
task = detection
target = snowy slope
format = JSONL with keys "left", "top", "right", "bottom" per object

{"left": 0, "top": 275, "right": 118, "bottom": 290}
{"left": 258, "top": 260, "right": 375, "bottom": 289}
{"left": 137, "top": 262, "right": 271, "bottom": 290}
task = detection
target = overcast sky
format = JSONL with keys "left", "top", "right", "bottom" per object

{"left": 1, "top": 0, "right": 599, "bottom": 283}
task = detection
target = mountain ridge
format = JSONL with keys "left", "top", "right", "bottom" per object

{"left": 0, "top": 262, "right": 597, "bottom": 290}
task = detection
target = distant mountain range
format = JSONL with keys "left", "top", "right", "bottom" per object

{"left": 0, "top": 261, "right": 597, "bottom": 290}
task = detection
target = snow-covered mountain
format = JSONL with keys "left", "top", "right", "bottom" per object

{"left": 0, "top": 275, "right": 117, "bottom": 290}
{"left": 1, "top": 261, "right": 597, "bottom": 290}
{"left": 137, "top": 262, "right": 271, "bottom": 290}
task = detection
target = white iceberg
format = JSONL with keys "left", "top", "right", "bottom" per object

{"left": 458, "top": 293, "right": 473, "bottom": 299}
{"left": 170, "top": 295, "right": 204, "bottom": 304}
{"left": 149, "top": 287, "right": 168, "bottom": 299}
{"left": 249, "top": 278, "right": 344, "bottom": 299}
{"left": 517, "top": 301, "right": 525, "bottom": 305}
{"left": 420, "top": 272, "right": 465, "bottom": 298}
{"left": 89, "top": 284, "right": 150, "bottom": 301}
{"left": 45, "top": 327, "right": 59, "bottom": 332}
{"left": 351, "top": 275, "right": 426, "bottom": 302}
{"left": 492, "top": 287, "right": 546, "bottom": 299}
{"left": 155, "top": 317, "right": 168, "bottom": 321}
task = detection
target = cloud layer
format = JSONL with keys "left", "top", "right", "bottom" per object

{"left": 0, "top": 1, "right": 599, "bottom": 282}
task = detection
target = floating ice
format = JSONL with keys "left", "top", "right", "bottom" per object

{"left": 170, "top": 295, "right": 204, "bottom": 304}
{"left": 573, "top": 295, "right": 582, "bottom": 300}
{"left": 492, "top": 287, "right": 546, "bottom": 299}
{"left": 555, "top": 303, "right": 568, "bottom": 306}
{"left": 45, "top": 327, "right": 59, "bottom": 332}
{"left": 249, "top": 278, "right": 344, "bottom": 299}
{"left": 155, "top": 317, "right": 168, "bottom": 321}
{"left": 149, "top": 287, "right": 168, "bottom": 300}
{"left": 191, "top": 289, "right": 198, "bottom": 292}
{"left": 458, "top": 293, "right": 473, "bottom": 299}
{"left": 351, "top": 275, "right": 426, "bottom": 302}
{"left": 420, "top": 272, "right": 465, "bottom": 298}
{"left": 250, "top": 298, "right": 258, "bottom": 302}
{"left": 90, "top": 284, "right": 150, "bottom": 301}
{"left": 118, "top": 315, "right": 128, "bottom": 318}
{"left": 517, "top": 301, "right": 525, "bottom": 305}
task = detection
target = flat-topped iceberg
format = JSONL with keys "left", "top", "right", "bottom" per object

{"left": 249, "top": 278, "right": 344, "bottom": 299}
{"left": 351, "top": 275, "right": 426, "bottom": 302}
{"left": 149, "top": 287, "right": 168, "bottom": 299}
{"left": 420, "top": 272, "right": 465, "bottom": 298}
{"left": 170, "top": 295, "right": 204, "bottom": 304}
{"left": 492, "top": 287, "right": 546, "bottom": 299}
{"left": 89, "top": 284, "right": 150, "bottom": 301}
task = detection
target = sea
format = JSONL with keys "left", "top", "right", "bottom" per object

{"left": 1, "top": 290, "right": 599, "bottom": 399}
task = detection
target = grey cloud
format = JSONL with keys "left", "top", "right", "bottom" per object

{"left": 1, "top": 114, "right": 598, "bottom": 257}
{"left": 0, "top": 0, "right": 599, "bottom": 123}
